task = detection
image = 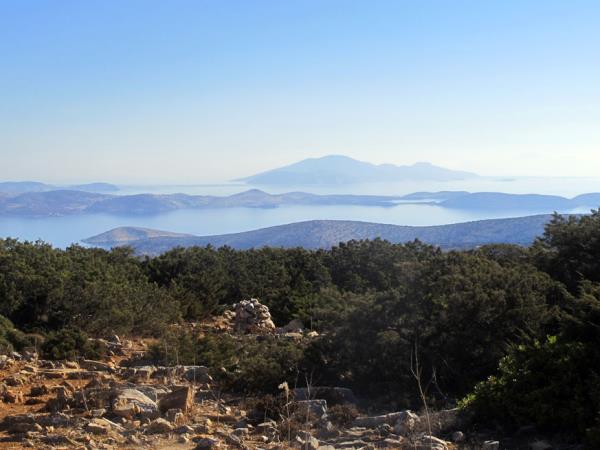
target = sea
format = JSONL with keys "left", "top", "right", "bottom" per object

{"left": 1, "top": 176, "right": 599, "bottom": 248}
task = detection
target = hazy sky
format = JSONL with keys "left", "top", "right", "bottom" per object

{"left": 1, "top": 0, "right": 599, "bottom": 183}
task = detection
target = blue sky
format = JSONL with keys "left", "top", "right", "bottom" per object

{"left": 1, "top": 0, "right": 599, "bottom": 183}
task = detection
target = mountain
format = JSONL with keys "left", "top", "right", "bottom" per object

{"left": 1, "top": 188, "right": 600, "bottom": 217}
{"left": 0, "top": 181, "right": 53, "bottom": 193}
{"left": 236, "top": 155, "right": 479, "bottom": 185}
{"left": 83, "top": 215, "right": 554, "bottom": 255}
{"left": 0, "top": 190, "right": 110, "bottom": 216}
{"left": 0, "top": 181, "right": 119, "bottom": 194}
{"left": 439, "top": 192, "right": 575, "bottom": 210}
{"left": 84, "top": 227, "right": 193, "bottom": 245}
{"left": 68, "top": 183, "right": 119, "bottom": 193}
{"left": 0, "top": 189, "right": 410, "bottom": 216}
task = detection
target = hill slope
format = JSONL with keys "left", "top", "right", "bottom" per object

{"left": 85, "top": 227, "right": 194, "bottom": 245}
{"left": 2, "top": 189, "right": 599, "bottom": 216}
{"left": 84, "top": 215, "right": 554, "bottom": 255}
{"left": 237, "top": 155, "right": 478, "bottom": 185}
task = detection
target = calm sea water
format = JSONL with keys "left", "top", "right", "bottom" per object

{"left": 1, "top": 177, "right": 598, "bottom": 248}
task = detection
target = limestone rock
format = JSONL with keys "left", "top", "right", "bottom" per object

{"left": 147, "top": 417, "right": 174, "bottom": 434}
{"left": 112, "top": 388, "right": 158, "bottom": 419}
{"left": 483, "top": 441, "right": 500, "bottom": 450}
{"left": 393, "top": 410, "right": 419, "bottom": 436}
{"left": 194, "top": 437, "right": 221, "bottom": 449}
{"left": 158, "top": 385, "right": 194, "bottom": 414}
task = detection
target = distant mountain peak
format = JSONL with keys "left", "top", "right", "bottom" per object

{"left": 237, "top": 155, "right": 478, "bottom": 185}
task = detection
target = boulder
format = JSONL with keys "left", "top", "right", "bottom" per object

{"left": 194, "top": 437, "right": 221, "bottom": 449}
{"left": 452, "top": 431, "right": 466, "bottom": 443}
{"left": 294, "top": 399, "right": 328, "bottom": 419}
{"left": 28, "top": 384, "right": 49, "bottom": 397}
{"left": 393, "top": 410, "right": 419, "bottom": 436}
{"left": 183, "top": 365, "right": 212, "bottom": 383}
{"left": 280, "top": 318, "right": 304, "bottom": 333}
{"left": 296, "top": 431, "right": 319, "bottom": 450}
{"left": 112, "top": 388, "right": 159, "bottom": 419}
{"left": 415, "top": 435, "right": 449, "bottom": 450}
{"left": 353, "top": 411, "right": 410, "bottom": 428}
{"left": 158, "top": 385, "right": 194, "bottom": 414}
{"left": 147, "top": 417, "right": 174, "bottom": 434}
{"left": 86, "top": 418, "right": 112, "bottom": 435}
{"left": 3, "top": 390, "right": 24, "bottom": 404}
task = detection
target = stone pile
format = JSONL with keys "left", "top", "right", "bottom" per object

{"left": 233, "top": 298, "right": 276, "bottom": 333}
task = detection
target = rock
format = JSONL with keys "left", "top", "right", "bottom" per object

{"left": 353, "top": 411, "right": 408, "bottom": 428}
{"left": 393, "top": 410, "right": 419, "bottom": 436}
{"left": 80, "top": 359, "right": 113, "bottom": 372}
{"left": 147, "top": 417, "right": 174, "bottom": 434}
{"left": 296, "top": 431, "right": 319, "bottom": 450}
{"left": 4, "top": 375, "right": 27, "bottom": 386}
{"left": 280, "top": 318, "right": 304, "bottom": 333}
{"left": 415, "top": 435, "right": 449, "bottom": 450}
{"left": 529, "top": 440, "right": 552, "bottom": 450}
{"left": 183, "top": 365, "right": 212, "bottom": 383}
{"left": 383, "top": 438, "right": 406, "bottom": 447}
{"left": 112, "top": 388, "right": 159, "bottom": 419}
{"left": 294, "top": 387, "right": 358, "bottom": 404}
{"left": 158, "top": 385, "right": 194, "bottom": 414}
{"left": 45, "top": 386, "right": 72, "bottom": 411}
{"left": 86, "top": 418, "right": 111, "bottom": 434}
{"left": 129, "top": 366, "right": 156, "bottom": 382}
{"left": 294, "top": 399, "right": 328, "bottom": 419}
{"left": 3, "top": 390, "right": 23, "bottom": 403}
{"left": 233, "top": 298, "right": 276, "bottom": 333}
{"left": 91, "top": 408, "right": 106, "bottom": 418}
{"left": 483, "top": 441, "right": 500, "bottom": 450}
{"left": 28, "top": 384, "right": 49, "bottom": 397}
{"left": 174, "top": 424, "right": 194, "bottom": 434}
{"left": 452, "top": 431, "right": 466, "bottom": 443}
{"left": 225, "top": 433, "right": 242, "bottom": 446}
{"left": 40, "top": 434, "right": 78, "bottom": 446}
{"left": 166, "top": 408, "right": 186, "bottom": 425}
{"left": 232, "top": 427, "right": 249, "bottom": 437}
{"left": 194, "top": 437, "right": 221, "bottom": 449}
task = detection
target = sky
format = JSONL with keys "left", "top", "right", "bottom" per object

{"left": 1, "top": 0, "right": 599, "bottom": 184}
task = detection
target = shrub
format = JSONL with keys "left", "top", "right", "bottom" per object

{"left": 0, "top": 315, "right": 33, "bottom": 353}
{"left": 460, "top": 335, "right": 600, "bottom": 435}
{"left": 41, "top": 328, "right": 105, "bottom": 360}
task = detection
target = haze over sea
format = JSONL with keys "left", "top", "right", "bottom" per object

{"left": 1, "top": 176, "right": 598, "bottom": 248}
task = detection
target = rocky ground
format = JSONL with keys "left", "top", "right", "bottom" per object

{"left": 0, "top": 300, "right": 536, "bottom": 449}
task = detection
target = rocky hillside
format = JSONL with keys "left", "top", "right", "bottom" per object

{"left": 83, "top": 215, "right": 554, "bottom": 254}
{"left": 0, "top": 299, "right": 503, "bottom": 450}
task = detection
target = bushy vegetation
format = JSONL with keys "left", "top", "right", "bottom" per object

{"left": 0, "top": 315, "right": 34, "bottom": 353}
{"left": 1, "top": 210, "right": 600, "bottom": 441}
{"left": 41, "top": 328, "right": 106, "bottom": 360}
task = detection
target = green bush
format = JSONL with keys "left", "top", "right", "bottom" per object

{"left": 150, "top": 329, "right": 306, "bottom": 395}
{"left": 460, "top": 335, "right": 600, "bottom": 435}
{"left": 41, "top": 328, "right": 106, "bottom": 360}
{"left": 148, "top": 329, "right": 238, "bottom": 369}
{"left": 0, "top": 315, "right": 33, "bottom": 353}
